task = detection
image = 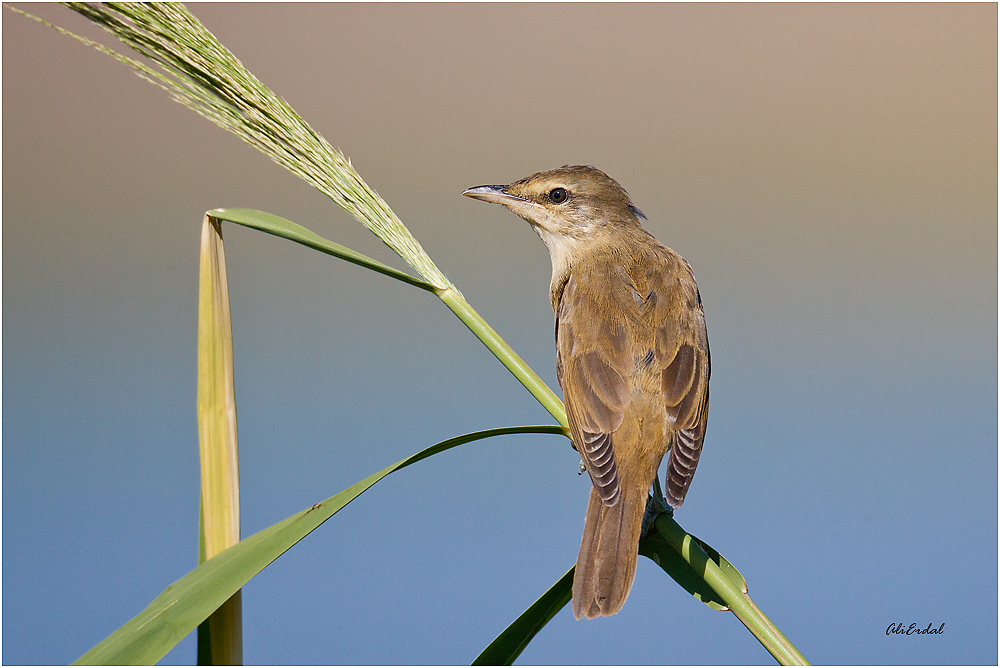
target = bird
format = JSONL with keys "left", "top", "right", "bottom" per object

{"left": 463, "top": 165, "right": 710, "bottom": 619}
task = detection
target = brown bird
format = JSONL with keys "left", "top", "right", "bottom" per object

{"left": 463, "top": 166, "right": 710, "bottom": 619}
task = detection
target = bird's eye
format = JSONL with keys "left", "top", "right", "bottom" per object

{"left": 548, "top": 187, "right": 569, "bottom": 204}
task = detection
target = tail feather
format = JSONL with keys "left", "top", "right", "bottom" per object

{"left": 572, "top": 486, "right": 645, "bottom": 619}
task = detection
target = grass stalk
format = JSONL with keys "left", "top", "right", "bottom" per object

{"left": 653, "top": 514, "right": 810, "bottom": 666}
{"left": 196, "top": 215, "right": 242, "bottom": 664}
{"left": 437, "top": 288, "right": 568, "bottom": 430}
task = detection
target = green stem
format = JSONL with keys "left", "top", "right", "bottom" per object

{"left": 437, "top": 288, "right": 568, "bottom": 430}
{"left": 654, "top": 514, "right": 810, "bottom": 666}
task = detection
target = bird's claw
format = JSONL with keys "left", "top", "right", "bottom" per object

{"left": 641, "top": 476, "right": 672, "bottom": 538}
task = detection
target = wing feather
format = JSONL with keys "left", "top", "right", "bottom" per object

{"left": 556, "top": 244, "right": 710, "bottom": 510}
{"left": 556, "top": 272, "right": 633, "bottom": 506}
{"left": 658, "top": 280, "right": 710, "bottom": 508}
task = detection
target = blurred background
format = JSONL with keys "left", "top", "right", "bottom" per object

{"left": 4, "top": 3, "right": 996, "bottom": 665}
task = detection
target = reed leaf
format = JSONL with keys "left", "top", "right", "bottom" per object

{"left": 196, "top": 215, "right": 242, "bottom": 664}
{"left": 208, "top": 208, "right": 436, "bottom": 292}
{"left": 473, "top": 567, "right": 574, "bottom": 666}
{"left": 74, "top": 425, "right": 566, "bottom": 665}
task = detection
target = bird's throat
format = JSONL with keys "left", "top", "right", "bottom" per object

{"left": 532, "top": 224, "right": 583, "bottom": 313}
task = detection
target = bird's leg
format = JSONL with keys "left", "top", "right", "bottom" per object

{"left": 640, "top": 475, "right": 672, "bottom": 538}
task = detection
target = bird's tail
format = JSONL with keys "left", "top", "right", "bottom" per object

{"left": 572, "top": 484, "right": 646, "bottom": 619}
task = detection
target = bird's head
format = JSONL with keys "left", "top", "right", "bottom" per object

{"left": 462, "top": 165, "right": 646, "bottom": 243}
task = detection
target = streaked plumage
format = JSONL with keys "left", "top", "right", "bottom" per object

{"left": 464, "top": 166, "right": 710, "bottom": 619}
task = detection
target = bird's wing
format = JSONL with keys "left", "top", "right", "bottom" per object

{"left": 555, "top": 250, "right": 711, "bottom": 509}
{"left": 650, "top": 262, "right": 711, "bottom": 508}
{"left": 555, "top": 269, "right": 633, "bottom": 506}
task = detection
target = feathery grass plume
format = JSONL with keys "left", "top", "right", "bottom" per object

{"left": 50, "top": 2, "right": 456, "bottom": 292}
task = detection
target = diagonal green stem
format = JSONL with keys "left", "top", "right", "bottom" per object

{"left": 653, "top": 514, "right": 810, "bottom": 666}
{"left": 437, "top": 288, "right": 568, "bottom": 430}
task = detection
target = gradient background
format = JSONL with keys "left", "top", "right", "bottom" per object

{"left": 4, "top": 3, "right": 996, "bottom": 665}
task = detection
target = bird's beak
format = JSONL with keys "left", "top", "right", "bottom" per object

{"left": 462, "top": 184, "right": 526, "bottom": 206}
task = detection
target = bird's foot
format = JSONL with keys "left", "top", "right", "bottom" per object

{"left": 640, "top": 476, "right": 672, "bottom": 538}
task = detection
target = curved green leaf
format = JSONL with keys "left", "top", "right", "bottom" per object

{"left": 74, "top": 425, "right": 565, "bottom": 665}
{"left": 638, "top": 517, "right": 746, "bottom": 611}
{"left": 480, "top": 513, "right": 808, "bottom": 667}
{"left": 474, "top": 520, "right": 750, "bottom": 666}
{"left": 645, "top": 513, "right": 810, "bottom": 666}
{"left": 473, "top": 566, "right": 574, "bottom": 666}
{"left": 208, "top": 208, "right": 436, "bottom": 292}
